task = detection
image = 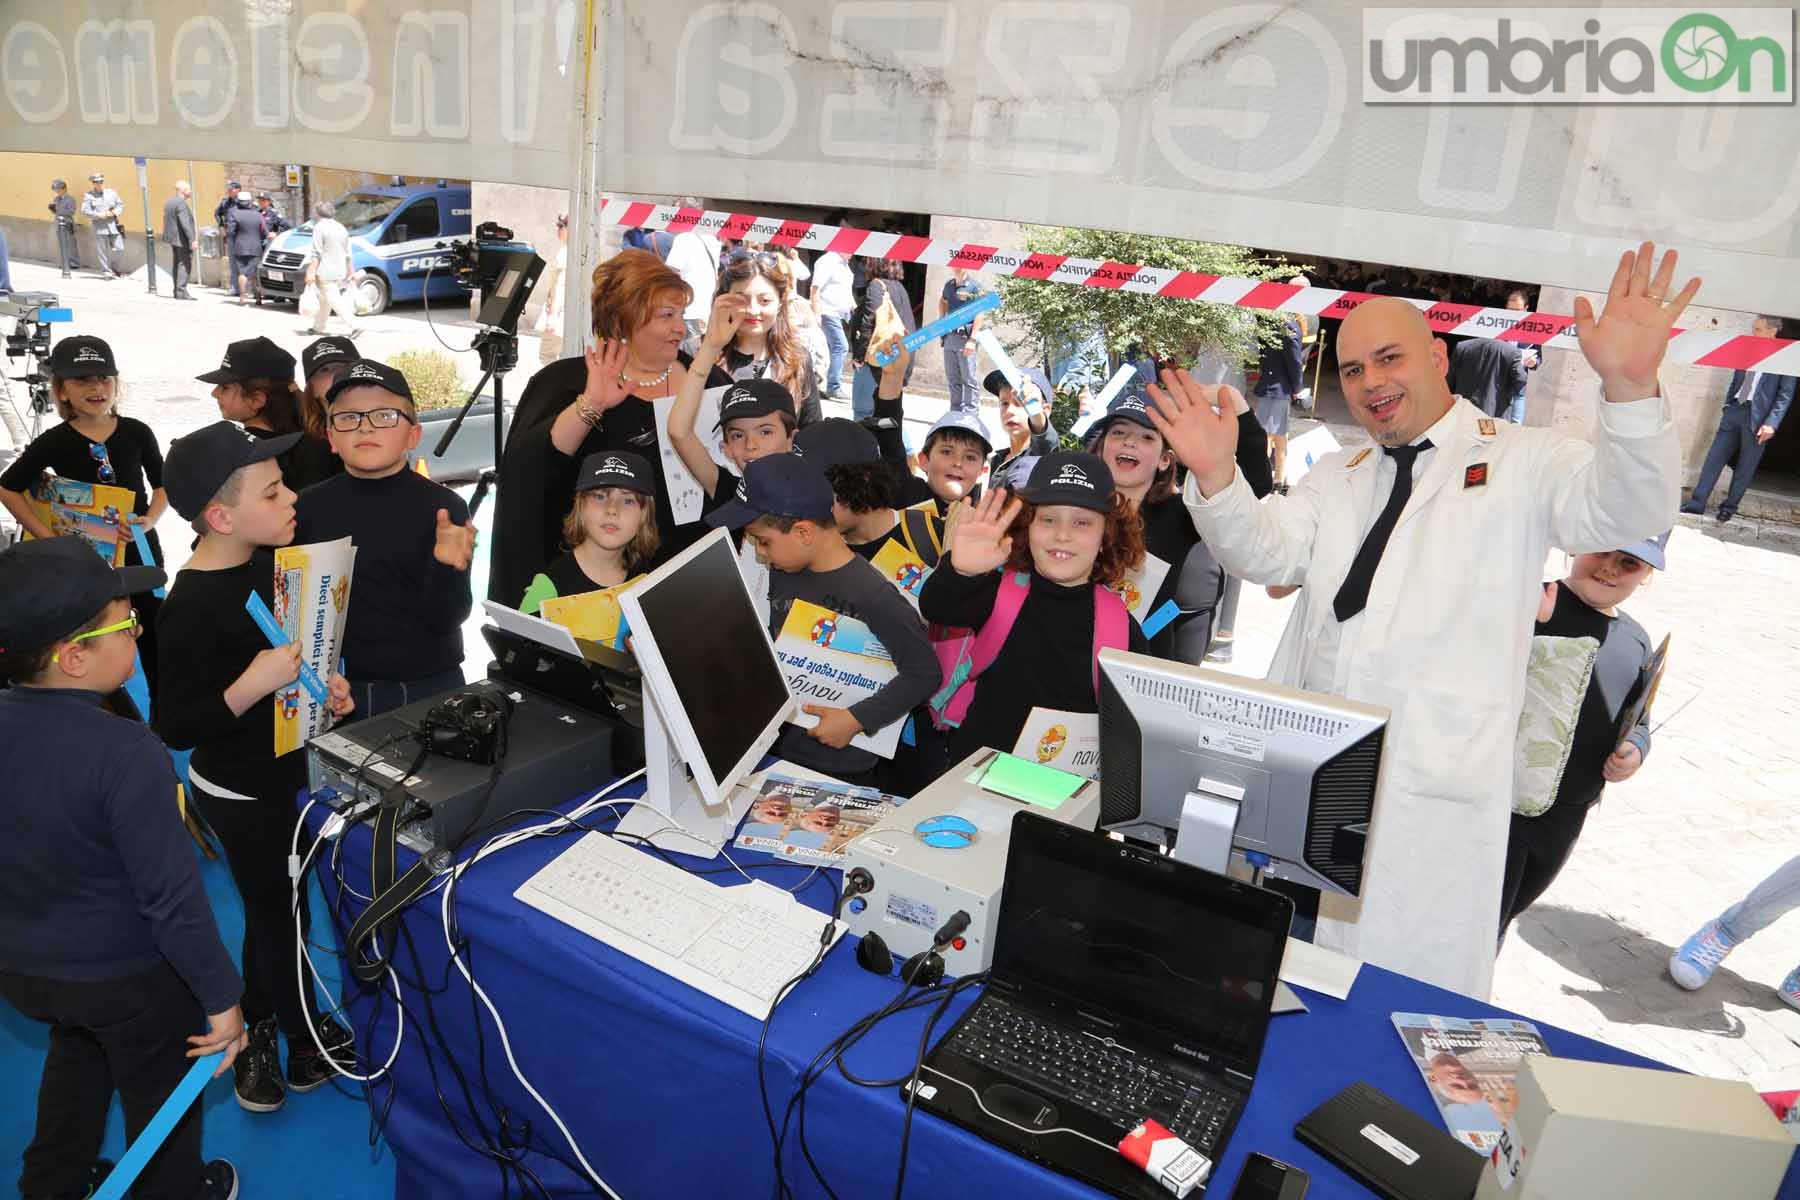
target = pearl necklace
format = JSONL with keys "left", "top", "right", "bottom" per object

{"left": 618, "top": 361, "right": 674, "bottom": 389}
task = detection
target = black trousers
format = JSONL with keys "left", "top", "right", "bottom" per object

{"left": 1500, "top": 799, "right": 1593, "bottom": 934}
{"left": 0, "top": 961, "right": 205, "bottom": 1200}
{"left": 169, "top": 246, "right": 193, "bottom": 296}
{"left": 188, "top": 780, "right": 321, "bottom": 1044}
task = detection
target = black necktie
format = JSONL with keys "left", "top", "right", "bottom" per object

{"left": 1333, "top": 440, "right": 1431, "bottom": 623}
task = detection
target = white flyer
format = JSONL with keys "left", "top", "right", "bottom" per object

{"left": 773, "top": 599, "right": 904, "bottom": 758}
{"left": 1010, "top": 707, "right": 1100, "bottom": 778}
{"left": 1109, "top": 550, "right": 1171, "bottom": 624}
{"left": 651, "top": 385, "right": 733, "bottom": 525}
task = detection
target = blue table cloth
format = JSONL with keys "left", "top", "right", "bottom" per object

{"left": 307, "top": 779, "right": 1800, "bottom": 1198}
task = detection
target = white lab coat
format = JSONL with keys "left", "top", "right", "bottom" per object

{"left": 1184, "top": 396, "right": 1679, "bottom": 998}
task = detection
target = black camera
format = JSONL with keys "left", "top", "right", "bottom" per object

{"left": 437, "top": 222, "right": 544, "bottom": 335}
{"left": 417, "top": 687, "right": 514, "bottom": 765}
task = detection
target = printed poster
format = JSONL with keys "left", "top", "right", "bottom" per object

{"left": 1011, "top": 707, "right": 1100, "bottom": 778}
{"left": 734, "top": 772, "right": 906, "bottom": 864}
{"left": 272, "top": 537, "right": 356, "bottom": 757}
{"left": 773, "top": 598, "right": 903, "bottom": 758}
{"left": 27, "top": 475, "right": 137, "bottom": 566}
{"left": 870, "top": 538, "right": 930, "bottom": 610}
{"left": 650, "top": 385, "right": 731, "bottom": 525}
{"left": 1391, "top": 1012, "right": 1551, "bottom": 1154}
{"left": 540, "top": 577, "right": 642, "bottom": 649}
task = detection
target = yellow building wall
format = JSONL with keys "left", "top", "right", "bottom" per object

{"left": 0, "top": 152, "right": 229, "bottom": 228}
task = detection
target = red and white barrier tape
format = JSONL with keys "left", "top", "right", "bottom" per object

{"left": 599, "top": 200, "right": 1800, "bottom": 379}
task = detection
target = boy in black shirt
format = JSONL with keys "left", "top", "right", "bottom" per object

{"left": 0, "top": 537, "right": 244, "bottom": 1200}
{"left": 708, "top": 454, "right": 938, "bottom": 789}
{"left": 156, "top": 422, "right": 356, "bottom": 1115}
{"left": 295, "top": 359, "right": 476, "bottom": 717}
{"left": 896, "top": 409, "right": 991, "bottom": 513}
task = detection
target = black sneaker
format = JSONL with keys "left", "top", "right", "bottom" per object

{"left": 234, "top": 1019, "right": 285, "bottom": 1113}
{"left": 286, "top": 1014, "right": 354, "bottom": 1093}
{"left": 198, "top": 1159, "right": 239, "bottom": 1200}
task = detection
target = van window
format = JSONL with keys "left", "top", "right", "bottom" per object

{"left": 382, "top": 198, "right": 440, "bottom": 244}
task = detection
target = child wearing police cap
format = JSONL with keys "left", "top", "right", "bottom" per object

{"left": 519, "top": 450, "right": 660, "bottom": 614}
{"left": 0, "top": 334, "right": 171, "bottom": 693}
{"left": 294, "top": 335, "right": 360, "bottom": 483}
{"left": 155, "top": 421, "right": 356, "bottom": 1116}
{"left": 198, "top": 336, "right": 338, "bottom": 492}
{"left": 293, "top": 358, "right": 476, "bottom": 717}
{"left": 0, "top": 537, "right": 245, "bottom": 1200}
{"left": 920, "top": 451, "right": 1149, "bottom": 765}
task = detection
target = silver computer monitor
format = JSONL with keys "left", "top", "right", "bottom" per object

{"left": 615, "top": 527, "right": 794, "bottom": 853}
{"left": 1096, "top": 648, "right": 1388, "bottom": 896}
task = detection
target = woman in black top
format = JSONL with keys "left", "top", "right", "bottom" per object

{"left": 715, "top": 250, "right": 822, "bottom": 426}
{"left": 0, "top": 335, "right": 168, "bottom": 692}
{"left": 1085, "top": 387, "right": 1272, "bottom": 664}
{"left": 491, "top": 250, "right": 732, "bottom": 606}
{"left": 848, "top": 257, "right": 917, "bottom": 421}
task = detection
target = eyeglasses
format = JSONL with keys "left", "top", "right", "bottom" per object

{"left": 53, "top": 608, "right": 141, "bottom": 663}
{"left": 89, "top": 441, "right": 116, "bottom": 484}
{"left": 329, "top": 407, "right": 416, "bottom": 432}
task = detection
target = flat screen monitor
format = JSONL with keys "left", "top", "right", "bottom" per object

{"left": 616, "top": 527, "right": 793, "bottom": 851}
{"left": 1096, "top": 648, "right": 1387, "bottom": 896}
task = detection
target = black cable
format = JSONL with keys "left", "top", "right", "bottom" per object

{"left": 891, "top": 981, "right": 971, "bottom": 1200}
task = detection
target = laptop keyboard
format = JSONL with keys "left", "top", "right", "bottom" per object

{"left": 945, "top": 998, "right": 1235, "bottom": 1154}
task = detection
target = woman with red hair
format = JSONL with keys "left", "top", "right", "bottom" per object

{"left": 491, "top": 249, "right": 731, "bottom": 605}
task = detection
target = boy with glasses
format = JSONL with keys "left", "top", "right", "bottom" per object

{"left": 295, "top": 359, "right": 477, "bottom": 717}
{"left": 0, "top": 537, "right": 246, "bottom": 1200}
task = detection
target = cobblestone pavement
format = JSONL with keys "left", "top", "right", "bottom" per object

{"left": 9, "top": 257, "right": 1796, "bottom": 1091}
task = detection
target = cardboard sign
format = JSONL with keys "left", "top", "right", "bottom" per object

{"left": 539, "top": 577, "right": 643, "bottom": 650}
{"left": 269, "top": 537, "right": 356, "bottom": 757}
{"left": 651, "top": 385, "right": 732, "bottom": 525}
{"left": 869, "top": 538, "right": 930, "bottom": 610}
{"left": 1109, "top": 551, "right": 1172, "bottom": 624}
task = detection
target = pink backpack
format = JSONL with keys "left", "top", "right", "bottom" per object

{"left": 928, "top": 572, "right": 1131, "bottom": 730}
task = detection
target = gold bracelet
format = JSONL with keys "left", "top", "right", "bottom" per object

{"left": 575, "top": 400, "right": 603, "bottom": 429}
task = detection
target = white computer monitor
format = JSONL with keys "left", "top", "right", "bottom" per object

{"left": 1096, "top": 648, "right": 1389, "bottom": 896}
{"left": 615, "top": 527, "right": 795, "bottom": 853}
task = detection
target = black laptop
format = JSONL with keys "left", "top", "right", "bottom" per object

{"left": 912, "top": 812, "right": 1294, "bottom": 1197}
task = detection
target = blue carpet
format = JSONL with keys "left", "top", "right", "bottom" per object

{"left": 0, "top": 849, "right": 394, "bottom": 1199}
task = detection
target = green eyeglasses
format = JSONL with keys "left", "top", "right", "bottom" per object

{"left": 52, "top": 608, "right": 141, "bottom": 663}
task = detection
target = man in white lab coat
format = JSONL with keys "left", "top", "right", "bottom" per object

{"left": 1146, "top": 243, "right": 1692, "bottom": 998}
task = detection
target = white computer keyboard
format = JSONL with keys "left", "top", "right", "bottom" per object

{"left": 513, "top": 832, "right": 844, "bottom": 1018}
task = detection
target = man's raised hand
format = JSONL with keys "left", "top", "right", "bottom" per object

{"left": 1145, "top": 369, "right": 1243, "bottom": 499}
{"left": 1574, "top": 241, "right": 1700, "bottom": 402}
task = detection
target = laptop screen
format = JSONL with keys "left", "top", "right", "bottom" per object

{"left": 992, "top": 814, "right": 1292, "bottom": 1074}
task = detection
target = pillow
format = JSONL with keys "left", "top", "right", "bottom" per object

{"left": 1513, "top": 635, "right": 1598, "bottom": 817}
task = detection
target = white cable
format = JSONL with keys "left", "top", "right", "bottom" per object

{"left": 290, "top": 800, "right": 407, "bottom": 1082}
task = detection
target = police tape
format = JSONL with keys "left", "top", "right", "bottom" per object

{"left": 599, "top": 200, "right": 1800, "bottom": 380}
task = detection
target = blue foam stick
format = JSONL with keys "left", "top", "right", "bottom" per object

{"left": 93, "top": 1054, "right": 219, "bottom": 1200}
{"left": 243, "top": 591, "right": 328, "bottom": 705}
{"left": 1140, "top": 599, "right": 1181, "bottom": 640}
{"left": 40, "top": 307, "right": 74, "bottom": 323}
{"left": 127, "top": 522, "right": 166, "bottom": 598}
{"left": 870, "top": 290, "right": 1001, "bottom": 366}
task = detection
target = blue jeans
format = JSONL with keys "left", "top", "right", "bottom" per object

{"left": 821, "top": 313, "right": 849, "bottom": 397}
{"left": 1503, "top": 387, "right": 1527, "bottom": 425}
{"left": 350, "top": 666, "right": 466, "bottom": 720}
{"left": 851, "top": 363, "right": 877, "bottom": 421}
{"left": 1718, "top": 853, "right": 1800, "bottom": 944}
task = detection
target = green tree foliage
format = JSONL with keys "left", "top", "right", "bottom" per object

{"left": 388, "top": 349, "right": 468, "bottom": 412}
{"left": 996, "top": 226, "right": 1301, "bottom": 372}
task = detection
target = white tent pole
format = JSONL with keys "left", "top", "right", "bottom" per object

{"left": 562, "top": 0, "right": 606, "bottom": 362}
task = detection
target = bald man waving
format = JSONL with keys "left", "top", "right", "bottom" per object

{"left": 1148, "top": 244, "right": 1691, "bottom": 999}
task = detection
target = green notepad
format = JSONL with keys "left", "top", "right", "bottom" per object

{"left": 977, "top": 753, "right": 1084, "bottom": 810}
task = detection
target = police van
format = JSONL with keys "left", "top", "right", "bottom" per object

{"left": 257, "top": 182, "right": 486, "bottom": 315}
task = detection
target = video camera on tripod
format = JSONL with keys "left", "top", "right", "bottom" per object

{"left": 2, "top": 292, "right": 73, "bottom": 431}
{"left": 428, "top": 223, "right": 546, "bottom": 509}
